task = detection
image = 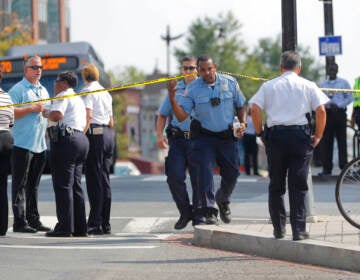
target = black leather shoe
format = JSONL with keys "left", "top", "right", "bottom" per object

{"left": 217, "top": 201, "right": 231, "bottom": 224}
{"left": 273, "top": 229, "right": 286, "bottom": 239}
{"left": 174, "top": 216, "right": 192, "bottom": 230}
{"left": 13, "top": 225, "right": 37, "bottom": 233}
{"left": 46, "top": 230, "right": 72, "bottom": 237}
{"left": 87, "top": 227, "right": 103, "bottom": 235}
{"left": 293, "top": 231, "right": 310, "bottom": 241}
{"left": 205, "top": 213, "right": 219, "bottom": 225}
{"left": 103, "top": 225, "right": 111, "bottom": 234}
{"left": 32, "top": 223, "right": 51, "bottom": 232}
{"left": 73, "top": 232, "right": 88, "bottom": 237}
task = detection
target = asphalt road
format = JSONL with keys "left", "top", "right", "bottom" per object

{"left": 1, "top": 174, "right": 358, "bottom": 280}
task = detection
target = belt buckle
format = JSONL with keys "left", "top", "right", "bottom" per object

{"left": 184, "top": 131, "right": 190, "bottom": 139}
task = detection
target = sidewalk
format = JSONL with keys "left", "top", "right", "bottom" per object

{"left": 193, "top": 216, "right": 360, "bottom": 272}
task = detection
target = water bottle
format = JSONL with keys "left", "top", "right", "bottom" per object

{"left": 233, "top": 116, "right": 241, "bottom": 137}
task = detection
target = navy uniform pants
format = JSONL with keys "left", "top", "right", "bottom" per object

{"left": 191, "top": 133, "right": 239, "bottom": 215}
{"left": 267, "top": 128, "right": 313, "bottom": 235}
{"left": 0, "top": 131, "right": 13, "bottom": 235}
{"left": 165, "top": 137, "right": 201, "bottom": 219}
{"left": 11, "top": 146, "right": 46, "bottom": 228}
{"left": 321, "top": 109, "right": 347, "bottom": 172}
{"left": 85, "top": 127, "right": 115, "bottom": 231}
{"left": 50, "top": 131, "right": 89, "bottom": 234}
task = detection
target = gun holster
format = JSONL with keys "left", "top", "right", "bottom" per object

{"left": 190, "top": 119, "right": 201, "bottom": 140}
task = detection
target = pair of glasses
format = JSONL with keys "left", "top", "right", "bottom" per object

{"left": 27, "top": 65, "right": 43, "bottom": 70}
{"left": 182, "top": 66, "right": 196, "bottom": 71}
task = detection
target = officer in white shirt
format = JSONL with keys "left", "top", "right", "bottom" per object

{"left": 46, "top": 71, "right": 89, "bottom": 237}
{"left": 81, "top": 64, "right": 115, "bottom": 235}
{"left": 250, "top": 51, "right": 329, "bottom": 241}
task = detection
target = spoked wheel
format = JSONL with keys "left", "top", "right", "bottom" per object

{"left": 335, "top": 158, "right": 360, "bottom": 229}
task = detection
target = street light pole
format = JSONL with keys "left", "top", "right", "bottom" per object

{"left": 321, "top": 0, "right": 335, "bottom": 75}
{"left": 161, "top": 25, "right": 183, "bottom": 75}
{"left": 281, "top": 0, "right": 297, "bottom": 51}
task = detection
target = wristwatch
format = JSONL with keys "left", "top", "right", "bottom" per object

{"left": 256, "top": 131, "right": 263, "bottom": 137}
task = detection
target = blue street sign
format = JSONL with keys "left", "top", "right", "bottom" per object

{"left": 319, "top": 36, "right": 342, "bottom": 56}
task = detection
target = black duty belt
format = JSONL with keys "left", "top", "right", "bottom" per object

{"left": 326, "top": 107, "right": 346, "bottom": 112}
{"left": 166, "top": 126, "right": 190, "bottom": 140}
{"left": 200, "top": 126, "right": 233, "bottom": 139}
{"left": 269, "top": 125, "right": 309, "bottom": 132}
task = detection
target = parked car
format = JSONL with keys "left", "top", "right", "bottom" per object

{"left": 114, "top": 161, "right": 141, "bottom": 176}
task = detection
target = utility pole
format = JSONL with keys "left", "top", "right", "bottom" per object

{"left": 281, "top": 0, "right": 317, "bottom": 222}
{"left": 321, "top": 0, "right": 335, "bottom": 75}
{"left": 161, "top": 25, "right": 183, "bottom": 75}
{"left": 281, "top": 0, "right": 297, "bottom": 51}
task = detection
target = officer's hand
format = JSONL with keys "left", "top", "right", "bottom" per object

{"left": 167, "top": 80, "right": 178, "bottom": 100}
{"left": 157, "top": 135, "right": 168, "bottom": 150}
{"left": 350, "top": 117, "right": 355, "bottom": 127}
{"left": 311, "top": 135, "right": 321, "bottom": 148}
{"left": 234, "top": 123, "right": 246, "bottom": 138}
{"left": 32, "top": 103, "right": 45, "bottom": 113}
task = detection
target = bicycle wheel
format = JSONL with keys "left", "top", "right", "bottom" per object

{"left": 335, "top": 157, "right": 360, "bottom": 229}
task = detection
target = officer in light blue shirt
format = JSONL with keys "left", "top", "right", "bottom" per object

{"left": 157, "top": 56, "right": 203, "bottom": 228}
{"left": 9, "top": 55, "right": 50, "bottom": 233}
{"left": 168, "top": 55, "right": 246, "bottom": 225}
{"left": 318, "top": 63, "right": 353, "bottom": 175}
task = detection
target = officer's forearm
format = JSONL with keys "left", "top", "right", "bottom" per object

{"left": 315, "top": 105, "right": 326, "bottom": 139}
{"left": 236, "top": 107, "right": 246, "bottom": 123}
{"left": 156, "top": 115, "right": 167, "bottom": 138}
{"left": 169, "top": 98, "right": 188, "bottom": 122}
{"left": 251, "top": 104, "right": 263, "bottom": 134}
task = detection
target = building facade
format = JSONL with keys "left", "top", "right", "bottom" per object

{"left": 0, "top": 0, "right": 70, "bottom": 43}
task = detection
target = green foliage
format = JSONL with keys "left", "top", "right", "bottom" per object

{"left": 174, "top": 11, "right": 246, "bottom": 73}
{"left": 173, "top": 12, "right": 323, "bottom": 101}
{"left": 108, "top": 65, "right": 145, "bottom": 85}
{"left": 112, "top": 93, "right": 129, "bottom": 159}
{"left": 0, "top": 13, "right": 33, "bottom": 56}
{"left": 108, "top": 65, "right": 145, "bottom": 159}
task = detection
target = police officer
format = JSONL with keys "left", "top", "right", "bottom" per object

{"left": 46, "top": 71, "right": 89, "bottom": 237}
{"left": 250, "top": 51, "right": 329, "bottom": 241}
{"left": 82, "top": 64, "right": 115, "bottom": 235}
{"left": 168, "top": 55, "right": 246, "bottom": 225}
{"left": 351, "top": 76, "right": 360, "bottom": 128}
{"left": 157, "top": 56, "right": 203, "bottom": 228}
{"left": 318, "top": 63, "right": 352, "bottom": 175}
{"left": 0, "top": 65, "right": 14, "bottom": 236}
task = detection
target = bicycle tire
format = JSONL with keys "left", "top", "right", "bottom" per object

{"left": 335, "top": 157, "right": 360, "bottom": 229}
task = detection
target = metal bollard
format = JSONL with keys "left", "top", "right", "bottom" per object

{"left": 305, "top": 167, "right": 318, "bottom": 222}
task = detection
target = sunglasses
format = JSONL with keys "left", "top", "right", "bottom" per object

{"left": 182, "top": 66, "right": 196, "bottom": 71}
{"left": 27, "top": 65, "right": 43, "bottom": 70}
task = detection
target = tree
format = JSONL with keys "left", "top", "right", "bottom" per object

{"left": 0, "top": 13, "right": 33, "bottom": 56}
{"left": 108, "top": 65, "right": 145, "bottom": 85}
{"left": 174, "top": 11, "right": 246, "bottom": 73}
{"left": 251, "top": 36, "right": 323, "bottom": 83}
{"left": 107, "top": 65, "right": 145, "bottom": 159}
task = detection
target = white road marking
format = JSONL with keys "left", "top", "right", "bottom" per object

{"left": 122, "top": 217, "right": 159, "bottom": 232}
{"left": 0, "top": 245, "right": 156, "bottom": 250}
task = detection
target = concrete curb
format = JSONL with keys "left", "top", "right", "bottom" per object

{"left": 193, "top": 225, "right": 360, "bottom": 272}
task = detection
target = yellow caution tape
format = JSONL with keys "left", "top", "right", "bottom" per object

{"left": 1, "top": 71, "right": 359, "bottom": 109}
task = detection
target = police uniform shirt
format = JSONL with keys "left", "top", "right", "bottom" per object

{"left": 181, "top": 73, "right": 246, "bottom": 132}
{"left": 50, "top": 88, "right": 86, "bottom": 131}
{"left": 82, "top": 81, "right": 112, "bottom": 125}
{"left": 318, "top": 77, "right": 353, "bottom": 109}
{"left": 158, "top": 79, "right": 191, "bottom": 131}
{"left": 250, "top": 71, "right": 329, "bottom": 127}
{"left": 0, "top": 89, "right": 14, "bottom": 131}
{"left": 9, "top": 78, "right": 49, "bottom": 153}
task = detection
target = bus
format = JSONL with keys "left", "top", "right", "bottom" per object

{"left": 0, "top": 41, "right": 116, "bottom": 172}
{"left": 0, "top": 41, "right": 111, "bottom": 95}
